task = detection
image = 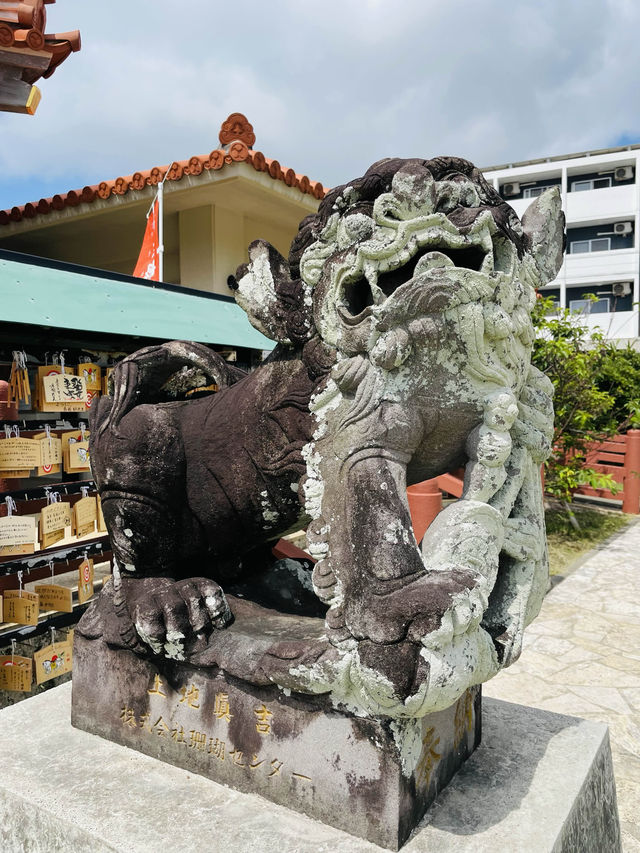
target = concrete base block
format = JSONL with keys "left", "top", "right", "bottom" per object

{"left": 0, "top": 683, "right": 621, "bottom": 853}
{"left": 70, "top": 634, "right": 481, "bottom": 850}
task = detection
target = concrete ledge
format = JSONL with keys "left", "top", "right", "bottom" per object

{"left": 0, "top": 683, "right": 621, "bottom": 852}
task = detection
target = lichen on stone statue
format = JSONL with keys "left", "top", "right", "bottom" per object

{"left": 81, "top": 156, "right": 562, "bottom": 719}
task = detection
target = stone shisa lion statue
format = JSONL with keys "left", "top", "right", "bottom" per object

{"left": 81, "top": 156, "right": 562, "bottom": 719}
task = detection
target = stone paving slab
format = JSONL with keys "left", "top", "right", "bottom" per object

{"left": 484, "top": 519, "right": 640, "bottom": 852}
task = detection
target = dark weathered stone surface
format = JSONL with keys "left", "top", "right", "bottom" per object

{"left": 555, "top": 735, "right": 621, "bottom": 853}
{"left": 72, "top": 628, "right": 481, "bottom": 850}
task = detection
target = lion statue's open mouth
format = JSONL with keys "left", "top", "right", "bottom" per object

{"left": 82, "top": 156, "right": 563, "bottom": 718}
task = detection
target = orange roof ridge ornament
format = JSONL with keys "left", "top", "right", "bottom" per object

{"left": 218, "top": 112, "right": 256, "bottom": 149}
{"left": 0, "top": 112, "right": 327, "bottom": 226}
{"left": 0, "top": 0, "right": 80, "bottom": 114}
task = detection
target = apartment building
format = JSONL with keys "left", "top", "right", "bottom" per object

{"left": 483, "top": 146, "right": 640, "bottom": 344}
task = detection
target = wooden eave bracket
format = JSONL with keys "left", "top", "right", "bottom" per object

{"left": 0, "top": 60, "right": 42, "bottom": 112}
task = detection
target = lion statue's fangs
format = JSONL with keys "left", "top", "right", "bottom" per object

{"left": 81, "top": 156, "right": 563, "bottom": 718}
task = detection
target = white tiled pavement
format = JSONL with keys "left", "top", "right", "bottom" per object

{"left": 484, "top": 520, "right": 640, "bottom": 852}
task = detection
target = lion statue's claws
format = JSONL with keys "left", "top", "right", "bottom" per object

{"left": 129, "top": 577, "right": 233, "bottom": 659}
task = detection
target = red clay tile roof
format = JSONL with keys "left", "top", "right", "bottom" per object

{"left": 0, "top": 112, "right": 327, "bottom": 226}
{"left": 0, "top": 0, "right": 80, "bottom": 83}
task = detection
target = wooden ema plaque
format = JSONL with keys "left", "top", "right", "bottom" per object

{"left": 40, "top": 499, "right": 72, "bottom": 529}
{"left": 34, "top": 583, "right": 73, "bottom": 613}
{"left": 0, "top": 437, "right": 41, "bottom": 471}
{"left": 35, "top": 365, "right": 73, "bottom": 411}
{"left": 78, "top": 363, "right": 102, "bottom": 412}
{"left": 74, "top": 497, "right": 96, "bottom": 537}
{"left": 40, "top": 501, "right": 72, "bottom": 549}
{"left": 61, "top": 428, "right": 90, "bottom": 473}
{"left": 77, "top": 363, "right": 102, "bottom": 390}
{"left": 3, "top": 590, "right": 39, "bottom": 626}
{"left": 67, "top": 441, "right": 90, "bottom": 473}
{"left": 0, "top": 655, "right": 32, "bottom": 692}
{"left": 42, "top": 373, "right": 87, "bottom": 406}
{"left": 40, "top": 527, "right": 65, "bottom": 549}
{"left": 38, "top": 366, "right": 86, "bottom": 413}
{"left": 34, "top": 638, "right": 73, "bottom": 685}
{"left": 61, "top": 428, "right": 89, "bottom": 454}
{"left": 33, "top": 431, "right": 63, "bottom": 476}
{"left": 77, "top": 558, "right": 94, "bottom": 604}
{"left": 0, "top": 515, "right": 36, "bottom": 557}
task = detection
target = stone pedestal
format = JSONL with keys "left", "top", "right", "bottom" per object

{"left": 71, "top": 633, "right": 481, "bottom": 850}
{"left": 0, "top": 683, "right": 621, "bottom": 852}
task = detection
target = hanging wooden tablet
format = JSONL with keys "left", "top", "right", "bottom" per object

{"left": 77, "top": 363, "right": 102, "bottom": 390}
{"left": 0, "top": 437, "right": 41, "bottom": 472}
{"left": 35, "top": 365, "right": 75, "bottom": 411}
{"left": 3, "top": 590, "right": 39, "bottom": 626}
{"left": 74, "top": 496, "right": 97, "bottom": 538}
{"left": 33, "top": 431, "right": 63, "bottom": 477}
{"left": 77, "top": 557, "right": 94, "bottom": 604}
{"left": 39, "top": 499, "right": 72, "bottom": 549}
{"left": 0, "top": 655, "right": 32, "bottom": 692}
{"left": 34, "top": 583, "right": 73, "bottom": 613}
{"left": 60, "top": 427, "right": 90, "bottom": 472}
{"left": 41, "top": 372, "right": 88, "bottom": 413}
{"left": 78, "top": 363, "right": 102, "bottom": 412}
{"left": 33, "top": 637, "right": 73, "bottom": 684}
{"left": 0, "top": 514, "right": 36, "bottom": 557}
{"left": 67, "top": 440, "right": 91, "bottom": 473}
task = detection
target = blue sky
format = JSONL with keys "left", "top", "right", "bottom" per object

{"left": 1, "top": 0, "right": 639, "bottom": 210}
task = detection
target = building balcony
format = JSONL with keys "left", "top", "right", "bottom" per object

{"left": 566, "top": 184, "right": 636, "bottom": 224}
{"left": 574, "top": 309, "right": 638, "bottom": 340}
{"left": 505, "top": 183, "right": 636, "bottom": 225}
{"left": 561, "top": 248, "right": 637, "bottom": 285}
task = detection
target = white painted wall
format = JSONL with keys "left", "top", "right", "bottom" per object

{"left": 178, "top": 203, "right": 302, "bottom": 296}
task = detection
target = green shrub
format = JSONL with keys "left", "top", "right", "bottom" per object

{"left": 532, "top": 296, "right": 623, "bottom": 502}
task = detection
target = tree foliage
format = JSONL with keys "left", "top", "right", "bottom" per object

{"left": 594, "top": 344, "right": 640, "bottom": 433}
{"left": 531, "top": 296, "right": 628, "bottom": 502}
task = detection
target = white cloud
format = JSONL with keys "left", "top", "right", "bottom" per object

{"left": 1, "top": 0, "right": 639, "bottom": 206}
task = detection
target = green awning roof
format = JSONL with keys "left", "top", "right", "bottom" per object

{"left": 0, "top": 253, "right": 275, "bottom": 350}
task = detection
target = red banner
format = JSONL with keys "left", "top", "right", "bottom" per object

{"left": 133, "top": 199, "right": 159, "bottom": 280}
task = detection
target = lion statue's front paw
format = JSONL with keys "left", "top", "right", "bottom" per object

{"left": 128, "top": 577, "right": 233, "bottom": 660}
{"left": 338, "top": 568, "right": 484, "bottom": 647}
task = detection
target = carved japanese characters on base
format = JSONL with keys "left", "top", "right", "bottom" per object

{"left": 80, "top": 156, "right": 561, "bottom": 718}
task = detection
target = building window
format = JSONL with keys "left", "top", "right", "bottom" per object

{"left": 570, "top": 237, "right": 611, "bottom": 253}
{"left": 523, "top": 186, "right": 546, "bottom": 198}
{"left": 569, "top": 297, "right": 610, "bottom": 315}
{"left": 571, "top": 177, "right": 612, "bottom": 192}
